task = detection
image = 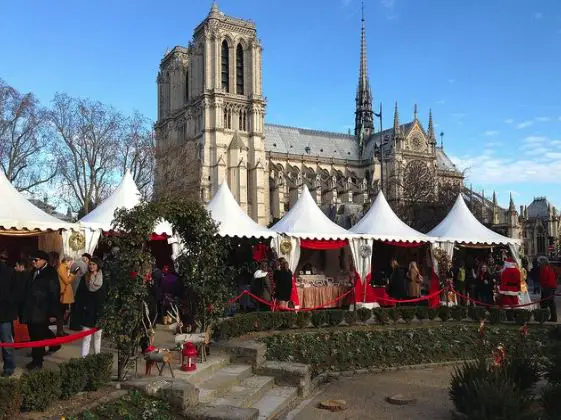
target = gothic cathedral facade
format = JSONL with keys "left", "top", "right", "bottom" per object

{"left": 154, "top": 3, "right": 464, "bottom": 226}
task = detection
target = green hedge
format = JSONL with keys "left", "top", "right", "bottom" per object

{"left": 0, "top": 352, "right": 113, "bottom": 414}
{"left": 214, "top": 307, "right": 551, "bottom": 341}
{"left": 0, "top": 378, "right": 22, "bottom": 419}
{"left": 260, "top": 324, "right": 551, "bottom": 376}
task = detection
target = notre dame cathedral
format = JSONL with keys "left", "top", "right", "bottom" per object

{"left": 154, "top": 2, "right": 465, "bottom": 227}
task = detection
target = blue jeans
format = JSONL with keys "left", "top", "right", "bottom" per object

{"left": 0, "top": 322, "right": 15, "bottom": 375}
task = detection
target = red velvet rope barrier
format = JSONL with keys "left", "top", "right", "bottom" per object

{"left": 453, "top": 290, "right": 554, "bottom": 309}
{"left": 0, "top": 328, "right": 98, "bottom": 349}
{"left": 227, "top": 288, "right": 448, "bottom": 310}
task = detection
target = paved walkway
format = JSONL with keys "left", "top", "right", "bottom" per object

{"left": 290, "top": 366, "right": 455, "bottom": 420}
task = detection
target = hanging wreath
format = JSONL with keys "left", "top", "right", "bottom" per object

{"left": 279, "top": 240, "right": 292, "bottom": 255}
{"left": 69, "top": 231, "right": 86, "bottom": 252}
{"left": 360, "top": 244, "right": 372, "bottom": 259}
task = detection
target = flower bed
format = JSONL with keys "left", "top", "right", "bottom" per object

{"left": 259, "top": 324, "right": 551, "bottom": 376}
{"left": 213, "top": 307, "right": 551, "bottom": 341}
{"left": 0, "top": 353, "right": 113, "bottom": 417}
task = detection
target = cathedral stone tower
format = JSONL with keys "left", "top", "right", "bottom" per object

{"left": 155, "top": 2, "right": 268, "bottom": 223}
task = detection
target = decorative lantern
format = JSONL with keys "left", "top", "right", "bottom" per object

{"left": 181, "top": 342, "right": 198, "bottom": 372}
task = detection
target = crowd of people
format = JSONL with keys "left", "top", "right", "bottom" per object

{"left": 250, "top": 258, "right": 293, "bottom": 309}
{"left": 0, "top": 249, "right": 106, "bottom": 376}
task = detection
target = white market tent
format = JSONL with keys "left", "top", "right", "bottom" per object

{"left": 270, "top": 186, "right": 368, "bottom": 306}
{"left": 76, "top": 171, "right": 172, "bottom": 255}
{"left": 350, "top": 191, "right": 434, "bottom": 243}
{"left": 428, "top": 194, "right": 522, "bottom": 264}
{"left": 270, "top": 185, "right": 354, "bottom": 240}
{"left": 428, "top": 194, "right": 520, "bottom": 246}
{"left": 0, "top": 170, "right": 74, "bottom": 255}
{"left": 0, "top": 170, "right": 74, "bottom": 232}
{"left": 207, "top": 182, "right": 276, "bottom": 239}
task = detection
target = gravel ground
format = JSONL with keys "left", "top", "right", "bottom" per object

{"left": 290, "top": 366, "right": 456, "bottom": 420}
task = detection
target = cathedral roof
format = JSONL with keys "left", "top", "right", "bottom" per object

{"left": 436, "top": 148, "right": 458, "bottom": 172}
{"left": 527, "top": 197, "right": 551, "bottom": 220}
{"left": 264, "top": 124, "right": 359, "bottom": 161}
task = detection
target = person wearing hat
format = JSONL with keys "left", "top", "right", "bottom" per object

{"left": 497, "top": 258, "right": 521, "bottom": 307}
{"left": 22, "top": 250, "right": 61, "bottom": 370}
{"left": 0, "top": 249, "right": 17, "bottom": 376}
{"left": 74, "top": 257, "right": 106, "bottom": 357}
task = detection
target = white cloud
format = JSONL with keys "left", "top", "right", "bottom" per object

{"left": 536, "top": 116, "right": 551, "bottom": 122}
{"left": 381, "top": 0, "right": 395, "bottom": 8}
{"left": 534, "top": 12, "right": 543, "bottom": 19}
{"left": 504, "top": 119, "right": 514, "bottom": 124}
{"left": 550, "top": 140, "right": 561, "bottom": 146}
{"left": 486, "top": 141, "right": 503, "bottom": 147}
{"left": 526, "top": 147, "right": 549, "bottom": 156}
{"left": 517, "top": 120, "right": 534, "bottom": 129}
{"left": 484, "top": 130, "right": 499, "bottom": 136}
{"left": 450, "top": 152, "right": 561, "bottom": 185}
{"left": 546, "top": 152, "right": 561, "bottom": 160}
{"left": 524, "top": 136, "right": 547, "bottom": 143}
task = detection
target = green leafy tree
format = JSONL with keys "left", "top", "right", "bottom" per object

{"left": 100, "top": 199, "right": 230, "bottom": 380}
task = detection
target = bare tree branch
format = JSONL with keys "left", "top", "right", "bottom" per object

{"left": 0, "top": 79, "right": 57, "bottom": 192}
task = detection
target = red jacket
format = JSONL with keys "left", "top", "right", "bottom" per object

{"left": 539, "top": 265, "right": 558, "bottom": 289}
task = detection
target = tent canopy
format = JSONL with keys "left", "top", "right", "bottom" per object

{"left": 350, "top": 191, "right": 434, "bottom": 243}
{"left": 207, "top": 182, "right": 276, "bottom": 238}
{"left": 428, "top": 194, "right": 520, "bottom": 245}
{"left": 80, "top": 170, "right": 171, "bottom": 235}
{"left": 0, "top": 170, "right": 73, "bottom": 232}
{"left": 270, "top": 185, "right": 355, "bottom": 240}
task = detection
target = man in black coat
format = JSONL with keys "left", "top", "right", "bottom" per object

{"left": 0, "top": 249, "right": 17, "bottom": 377}
{"left": 22, "top": 250, "right": 60, "bottom": 369}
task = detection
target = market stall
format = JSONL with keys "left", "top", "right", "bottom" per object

{"left": 270, "top": 186, "right": 362, "bottom": 310}
{"left": 350, "top": 191, "right": 437, "bottom": 308}
{"left": 0, "top": 170, "right": 75, "bottom": 262}
{"left": 428, "top": 194, "right": 523, "bottom": 307}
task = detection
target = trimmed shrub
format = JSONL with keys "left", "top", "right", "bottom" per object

{"left": 467, "top": 306, "right": 487, "bottom": 322}
{"left": 489, "top": 307, "right": 507, "bottom": 324}
{"left": 415, "top": 306, "right": 428, "bottom": 320}
{"left": 514, "top": 310, "right": 532, "bottom": 325}
{"left": 311, "top": 311, "right": 327, "bottom": 328}
{"left": 276, "top": 312, "right": 297, "bottom": 329}
{"left": 0, "top": 378, "right": 22, "bottom": 419}
{"left": 450, "top": 305, "right": 467, "bottom": 322}
{"left": 541, "top": 383, "right": 561, "bottom": 420}
{"left": 506, "top": 309, "right": 516, "bottom": 322}
{"left": 356, "top": 307, "right": 371, "bottom": 323}
{"left": 84, "top": 353, "right": 113, "bottom": 391}
{"left": 399, "top": 307, "right": 416, "bottom": 323}
{"left": 59, "top": 358, "right": 90, "bottom": 399}
{"left": 343, "top": 310, "right": 357, "bottom": 326}
{"left": 387, "top": 307, "right": 400, "bottom": 323}
{"left": 327, "top": 310, "right": 344, "bottom": 327}
{"left": 296, "top": 311, "right": 312, "bottom": 329}
{"left": 427, "top": 307, "right": 438, "bottom": 320}
{"left": 438, "top": 306, "right": 451, "bottom": 322}
{"left": 373, "top": 308, "right": 389, "bottom": 325}
{"left": 21, "top": 369, "right": 62, "bottom": 412}
{"left": 534, "top": 308, "right": 549, "bottom": 325}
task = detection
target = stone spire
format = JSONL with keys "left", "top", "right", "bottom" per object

{"left": 427, "top": 109, "right": 435, "bottom": 143}
{"left": 393, "top": 102, "right": 400, "bottom": 135}
{"left": 509, "top": 192, "right": 516, "bottom": 212}
{"left": 413, "top": 104, "right": 418, "bottom": 120}
{"left": 354, "top": 0, "right": 374, "bottom": 139}
{"left": 209, "top": 1, "right": 220, "bottom": 17}
{"left": 492, "top": 190, "right": 497, "bottom": 207}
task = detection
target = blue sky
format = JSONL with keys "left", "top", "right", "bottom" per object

{"left": 1, "top": 0, "right": 561, "bottom": 210}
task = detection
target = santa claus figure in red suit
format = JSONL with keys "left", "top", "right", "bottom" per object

{"left": 498, "top": 258, "right": 521, "bottom": 307}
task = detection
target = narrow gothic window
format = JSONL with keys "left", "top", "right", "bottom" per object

{"left": 238, "top": 110, "right": 247, "bottom": 131}
{"left": 185, "top": 70, "right": 189, "bottom": 102}
{"left": 236, "top": 44, "right": 244, "bottom": 94}
{"left": 221, "top": 41, "right": 229, "bottom": 92}
{"left": 225, "top": 108, "right": 232, "bottom": 129}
